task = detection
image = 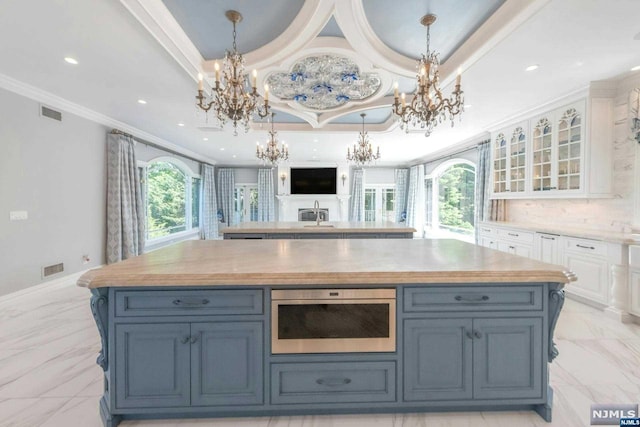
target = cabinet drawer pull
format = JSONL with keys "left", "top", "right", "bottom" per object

{"left": 509, "top": 245, "right": 516, "bottom": 250}
{"left": 507, "top": 232, "right": 519, "bottom": 237}
{"left": 473, "top": 330, "right": 483, "bottom": 339}
{"left": 172, "top": 299, "right": 210, "bottom": 306}
{"left": 540, "top": 236, "right": 556, "bottom": 240}
{"left": 316, "top": 377, "right": 351, "bottom": 387}
{"left": 455, "top": 295, "right": 490, "bottom": 302}
{"left": 482, "top": 228, "right": 491, "bottom": 233}
{"left": 190, "top": 336, "right": 198, "bottom": 344}
{"left": 576, "top": 244, "right": 595, "bottom": 250}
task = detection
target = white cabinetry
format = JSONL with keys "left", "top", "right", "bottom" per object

{"left": 561, "top": 237, "right": 609, "bottom": 305}
{"left": 534, "top": 233, "right": 560, "bottom": 265}
{"left": 477, "top": 224, "right": 532, "bottom": 258}
{"left": 489, "top": 86, "right": 613, "bottom": 199}
{"left": 630, "top": 246, "right": 640, "bottom": 317}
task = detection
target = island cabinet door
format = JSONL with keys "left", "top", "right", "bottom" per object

{"left": 472, "top": 318, "right": 543, "bottom": 400}
{"left": 190, "top": 322, "right": 263, "bottom": 406}
{"left": 115, "top": 323, "right": 191, "bottom": 409}
{"left": 403, "top": 318, "right": 473, "bottom": 401}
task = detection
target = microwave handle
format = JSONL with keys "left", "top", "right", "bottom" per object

{"left": 316, "top": 377, "right": 352, "bottom": 387}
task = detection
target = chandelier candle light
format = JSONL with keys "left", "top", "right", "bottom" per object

{"left": 256, "top": 113, "right": 289, "bottom": 166}
{"left": 347, "top": 113, "right": 380, "bottom": 166}
{"left": 392, "top": 13, "right": 464, "bottom": 137}
{"left": 196, "top": 10, "right": 270, "bottom": 135}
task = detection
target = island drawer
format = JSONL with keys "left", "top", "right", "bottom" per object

{"left": 271, "top": 361, "right": 396, "bottom": 405}
{"left": 115, "top": 289, "right": 263, "bottom": 317}
{"left": 403, "top": 286, "right": 542, "bottom": 312}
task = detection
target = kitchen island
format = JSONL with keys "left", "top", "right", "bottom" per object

{"left": 79, "top": 239, "right": 575, "bottom": 427}
{"left": 220, "top": 221, "right": 415, "bottom": 239}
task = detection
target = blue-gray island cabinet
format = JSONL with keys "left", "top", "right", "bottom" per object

{"left": 80, "top": 239, "right": 575, "bottom": 427}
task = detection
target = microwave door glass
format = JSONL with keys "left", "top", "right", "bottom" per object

{"left": 278, "top": 303, "right": 390, "bottom": 339}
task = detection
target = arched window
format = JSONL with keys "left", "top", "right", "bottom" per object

{"left": 143, "top": 158, "right": 200, "bottom": 241}
{"left": 425, "top": 160, "right": 476, "bottom": 242}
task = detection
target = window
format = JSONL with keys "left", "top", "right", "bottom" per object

{"left": 143, "top": 159, "right": 200, "bottom": 241}
{"left": 364, "top": 186, "right": 396, "bottom": 222}
{"left": 234, "top": 185, "right": 258, "bottom": 223}
{"left": 425, "top": 160, "right": 475, "bottom": 242}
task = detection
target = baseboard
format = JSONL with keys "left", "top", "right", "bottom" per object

{"left": 0, "top": 266, "right": 103, "bottom": 304}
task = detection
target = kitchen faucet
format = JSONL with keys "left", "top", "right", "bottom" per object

{"left": 314, "top": 200, "right": 320, "bottom": 226}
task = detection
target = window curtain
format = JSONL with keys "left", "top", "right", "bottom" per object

{"left": 490, "top": 199, "right": 507, "bottom": 221}
{"left": 474, "top": 140, "right": 492, "bottom": 242}
{"left": 394, "top": 168, "right": 409, "bottom": 222}
{"left": 257, "top": 169, "right": 275, "bottom": 221}
{"left": 405, "top": 165, "right": 425, "bottom": 236}
{"left": 106, "top": 133, "right": 145, "bottom": 264}
{"left": 349, "top": 169, "right": 364, "bottom": 221}
{"left": 217, "top": 168, "right": 235, "bottom": 227}
{"left": 200, "top": 164, "right": 218, "bottom": 239}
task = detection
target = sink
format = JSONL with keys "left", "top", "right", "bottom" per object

{"left": 303, "top": 224, "right": 335, "bottom": 228}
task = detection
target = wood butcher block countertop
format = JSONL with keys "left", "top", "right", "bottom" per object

{"left": 220, "top": 221, "right": 416, "bottom": 234}
{"left": 78, "top": 239, "right": 576, "bottom": 288}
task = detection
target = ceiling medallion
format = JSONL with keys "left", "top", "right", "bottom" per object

{"left": 266, "top": 55, "right": 381, "bottom": 111}
{"left": 347, "top": 113, "right": 380, "bottom": 166}
{"left": 392, "top": 13, "right": 464, "bottom": 137}
{"left": 196, "top": 10, "right": 270, "bottom": 135}
{"left": 256, "top": 113, "right": 289, "bottom": 166}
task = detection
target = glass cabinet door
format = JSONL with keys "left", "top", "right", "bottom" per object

{"left": 532, "top": 118, "right": 553, "bottom": 191}
{"left": 493, "top": 132, "right": 507, "bottom": 193}
{"left": 557, "top": 108, "right": 582, "bottom": 190}
{"left": 509, "top": 127, "right": 526, "bottom": 193}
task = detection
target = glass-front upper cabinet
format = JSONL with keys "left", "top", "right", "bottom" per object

{"left": 491, "top": 122, "right": 528, "bottom": 196}
{"left": 530, "top": 100, "right": 585, "bottom": 194}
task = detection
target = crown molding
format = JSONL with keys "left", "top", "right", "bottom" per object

{"left": 0, "top": 73, "right": 217, "bottom": 165}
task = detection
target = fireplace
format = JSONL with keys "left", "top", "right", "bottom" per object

{"left": 298, "top": 208, "right": 329, "bottom": 222}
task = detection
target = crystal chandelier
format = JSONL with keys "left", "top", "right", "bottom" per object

{"left": 392, "top": 14, "right": 464, "bottom": 137}
{"left": 347, "top": 113, "right": 380, "bottom": 166}
{"left": 196, "top": 10, "right": 270, "bottom": 135}
{"left": 256, "top": 113, "right": 289, "bottom": 166}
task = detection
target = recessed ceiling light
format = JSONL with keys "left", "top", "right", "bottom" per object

{"left": 313, "top": 139, "right": 318, "bottom": 143}
{"left": 177, "top": 123, "right": 185, "bottom": 127}
{"left": 64, "top": 57, "right": 78, "bottom": 65}
{"left": 465, "top": 104, "right": 472, "bottom": 109}
{"left": 137, "top": 99, "right": 147, "bottom": 104}
{"left": 313, "top": 148, "right": 317, "bottom": 152}
{"left": 203, "top": 137, "right": 208, "bottom": 141}
{"left": 220, "top": 148, "right": 225, "bottom": 151}
{"left": 631, "top": 65, "right": 640, "bottom": 72}
{"left": 525, "top": 64, "right": 539, "bottom": 72}
{"left": 575, "top": 61, "right": 584, "bottom": 67}
{"left": 232, "top": 155, "right": 236, "bottom": 158}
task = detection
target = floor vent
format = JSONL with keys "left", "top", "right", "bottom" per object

{"left": 40, "top": 105, "right": 62, "bottom": 121}
{"left": 42, "top": 262, "right": 64, "bottom": 278}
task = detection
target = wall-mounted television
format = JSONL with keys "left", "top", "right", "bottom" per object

{"left": 290, "top": 167, "right": 337, "bottom": 195}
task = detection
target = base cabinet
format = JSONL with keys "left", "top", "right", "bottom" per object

{"left": 403, "top": 317, "right": 542, "bottom": 402}
{"left": 114, "top": 321, "right": 263, "bottom": 410}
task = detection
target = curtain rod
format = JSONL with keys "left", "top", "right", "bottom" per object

{"left": 110, "top": 129, "right": 211, "bottom": 166}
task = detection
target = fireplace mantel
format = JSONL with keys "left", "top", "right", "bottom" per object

{"left": 276, "top": 194, "right": 351, "bottom": 221}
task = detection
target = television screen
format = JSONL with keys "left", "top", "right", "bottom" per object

{"left": 290, "top": 168, "right": 337, "bottom": 194}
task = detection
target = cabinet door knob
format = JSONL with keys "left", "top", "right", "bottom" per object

{"left": 473, "top": 330, "right": 483, "bottom": 339}
{"left": 190, "top": 336, "right": 198, "bottom": 344}
{"left": 465, "top": 330, "right": 474, "bottom": 339}
{"left": 181, "top": 336, "right": 190, "bottom": 344}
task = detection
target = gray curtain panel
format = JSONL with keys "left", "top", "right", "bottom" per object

{"left": 394, "top": 168, "right": 408, "bottom": 222}
{"left": 217, "top": 168, "right": 235, "bottom": 226}
{"left": 349, "top": 169, "right": 364, "bottom": 221}
{"left": 475, "top": 140, "right": 492, "bottom": 242}
{"left": 106, "top": 133, "right": 145, "bottom": 264}
{"left": 257, "top": 169, "right": 275, "bottom": 221}
{"left": 405, "top": 165, "right": 424, "bottom": 229}
{"left": 200, "top": 164, "right": 218, "bottom": 239}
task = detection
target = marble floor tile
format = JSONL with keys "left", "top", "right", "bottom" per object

{"left": 0, "top": 397, "right": 72, "bottom": 427}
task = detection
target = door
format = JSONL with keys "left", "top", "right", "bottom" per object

{"left": 403, "top": 318, "right": 473, "bottom": 401}
{"left": 234, "top": 185, "right": 258, "bottom": 223}
{"left": 191, "top": 322, "right": 263, "bottom": 406}
{"left": 364, "top": 186, "right": 395, "bottom": 222}
{"left": 115, "top": 323, "right": 191, "bottom": 408}
{"left": 562, "top": 252, "right": 608, "bottom": 304}
{"left": 473, "top": 318, "right": 542, "bottom": 399}
{"left": 535, "top": 233, "right": 559, "bottom": 264}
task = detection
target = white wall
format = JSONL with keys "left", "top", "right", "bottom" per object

{"left": 507, "top": 78, "right": 639, "bottom": 233}
{"left": 0, "top": 88, "right": 107, "bottom": 296}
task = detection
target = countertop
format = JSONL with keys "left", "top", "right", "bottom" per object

{"left": 220, "top": 221, "right": 416, "bottom": 234}
{"left": 77, "top": 239, "right": 575, "bottom": 288}
{"left": 479, "top": 221, "right": 640, "bottom": 244}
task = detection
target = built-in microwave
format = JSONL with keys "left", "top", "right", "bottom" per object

{"left": 271, "top": 288, "right": 396, "bottom": 354}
